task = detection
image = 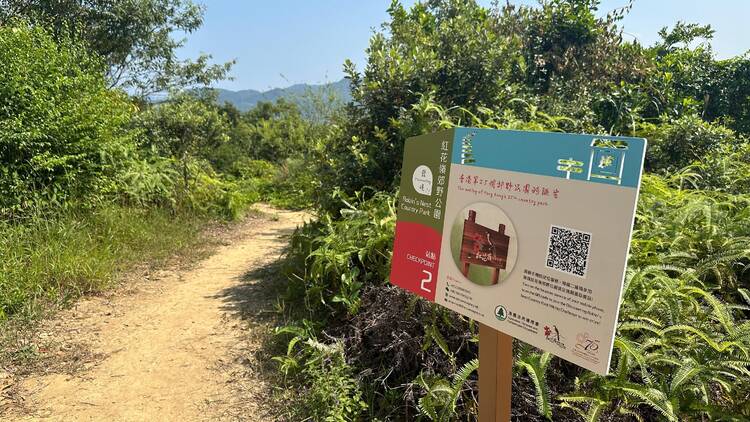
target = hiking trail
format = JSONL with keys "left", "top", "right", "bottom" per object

{"left": 5, "top": 204, "right": 307, "bottom": 421}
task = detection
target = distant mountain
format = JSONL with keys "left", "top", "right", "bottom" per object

{"left": 214, "top": 79, "right": 351, "bottom": 111}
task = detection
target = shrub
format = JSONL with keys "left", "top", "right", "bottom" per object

{"left": 277, "top": 172, "right": 750, "bottom": 421}
{"left": 694, "top": 142, "right": 750, "bottom": 194}
{"left": 135, "top": 91, "right": 230, "bottom": 190}
{"left": 641, "top": 115, "right": 740, "bottom": 172}
{"left": 242, "top": 99, "right": 310, "bottom": 163}
{"left": 0, "top": 22, "right": 136, "bottom": 217}
{"left": 230, "top": 158, "right": 276, "bottom": 179}
{"left": 273, "top": 332, "right": 367, "bottom": 421}
{"left": 258, "top": 157, "right": 319, "bottom": 210}
{"left": 116, "top": 156, "right": 182, "bottom": 209}
{"left": 282, "top": 191, "right": 396, "bottom": 318}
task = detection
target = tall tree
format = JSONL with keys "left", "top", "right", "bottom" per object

{"left": 0, "top": 0, "right": 233, "bottom": 98}
{"left": 136, "top": 91, "right": 230, "bottom": 189}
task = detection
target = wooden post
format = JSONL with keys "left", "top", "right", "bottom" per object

{"left": 462, "top": 210, "right": 477, "bottom": 277}
{"left": 490, "top": 267, "right": 500, "bottom": 284}
{"left": 464, "top": 210, "right": 512, "bottom": 420}
{"left": 479, "top": 323, "right": 513, "bottom": 422}
{"left": 490, "top": 223, "right": 505, "bottom": 284}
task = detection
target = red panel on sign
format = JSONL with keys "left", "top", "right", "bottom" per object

{"left": 389, "top": 221, "right": 441, "bottom": 301}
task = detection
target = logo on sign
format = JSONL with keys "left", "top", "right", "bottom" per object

{"left": 494, "top": 305, "right": 507, "bottom": 321}
{"left": 412, "top": 165, "right": 433, "bottom": 195}
{"left": 544, "top": 325, "right": 566, "bottom": 349}
{"left": 575, "top": 332, "right": 600, "bottom": 354}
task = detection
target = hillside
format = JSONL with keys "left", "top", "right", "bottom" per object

{"left": 214, "top": 78, "right": 351, "bottom": 111}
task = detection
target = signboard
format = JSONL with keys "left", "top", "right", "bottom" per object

{"left": 389, "top": 128, "right": 646, "bottom": 374}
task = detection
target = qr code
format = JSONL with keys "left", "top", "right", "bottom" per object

{"left": 545, "top": 225, "right": 591, "bottom": 277}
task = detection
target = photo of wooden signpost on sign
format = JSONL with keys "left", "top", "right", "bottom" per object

{"left": 389, "top": 128, "right": 646, "bottom": 421}
{"left": 459, "top": 210, "right": 510, "bottom": 285}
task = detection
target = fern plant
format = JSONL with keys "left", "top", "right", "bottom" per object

{"left": 560, "top": 263, "right": 750, "bottom": 421}
{"left": 415, "top": 358, "right": 479, "bottom": 421}
{"left": 516, "top": 345, "right": 553, "bottom": 420}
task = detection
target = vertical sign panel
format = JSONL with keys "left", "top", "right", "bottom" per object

{"left": 390, "top": 130, "right": 453, "bottom": 301}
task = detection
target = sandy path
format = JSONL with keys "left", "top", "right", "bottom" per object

{"left": 8, "top": 205, "right": 307, "bottom": 421}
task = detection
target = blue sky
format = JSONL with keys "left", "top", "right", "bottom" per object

{"left": 178, "top": 1, "right": 750, "bottom": 91}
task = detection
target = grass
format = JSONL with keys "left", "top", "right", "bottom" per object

{"left": 0, "top": 204, "right": 211, "bottom": 321}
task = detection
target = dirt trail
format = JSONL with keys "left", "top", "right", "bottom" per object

{"left": 7, "top": 205, "right": 307, "bottom": 421}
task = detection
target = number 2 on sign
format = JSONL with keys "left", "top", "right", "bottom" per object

{"left": 420, "top": 270, "right": 432, "bottom": 293}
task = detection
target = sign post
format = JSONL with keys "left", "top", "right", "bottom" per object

{"left": 389, "top": 128, "right": 646, "bottom": 419}
{"left": 478, "top": 324, "right": 512, "bottom": 422}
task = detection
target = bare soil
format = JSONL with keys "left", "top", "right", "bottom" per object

{"left": 1, "top": 204, "right": 308, "bottom": 421}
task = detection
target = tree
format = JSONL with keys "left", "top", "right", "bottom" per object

{"left": 137, "top": 91, "right": 230, "bottom": 189}
{"left": 650, "top": 22, "right": 750, "bottom": 135}
{"left": 208, "top": 99, "right": 311, "bottom": 172}
{"left": 328, "top": 0, "right": 524, "bottom": 199}
{"left": 0, "top": 22, "right": 136, "bottom": 217}
{"left": 0, "top": 0, "right": 233, "bottom": 98}
{"left": 315, "top": 0, "right": 654, "bottom": 205}
{"left": 243, "top": 100, "right": 309, "bottom": 163}
{"left": 514, "top": 0, "right": 648, "bottom": 94}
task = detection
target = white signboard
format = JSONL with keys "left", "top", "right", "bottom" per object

{"left": 389, "top": 128, "right": 646, "bottom": 374}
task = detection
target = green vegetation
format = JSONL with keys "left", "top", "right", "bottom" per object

{"left": 0, "top": 12, "right": 319, "bottom": 320}
{"left": 0, "top": 0, "right": 233, "bottom": 98}
{"left": 3, "top": 0, "right": 749, "bottom": 420}
{"left": 0, "top": 23, "right": 134, "bottom": 217}
{"left": 269, "top": 1, "right": 750, "bottom": 421}
{"left": 0, "top": 205, "right": 206, "bottom": 320}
